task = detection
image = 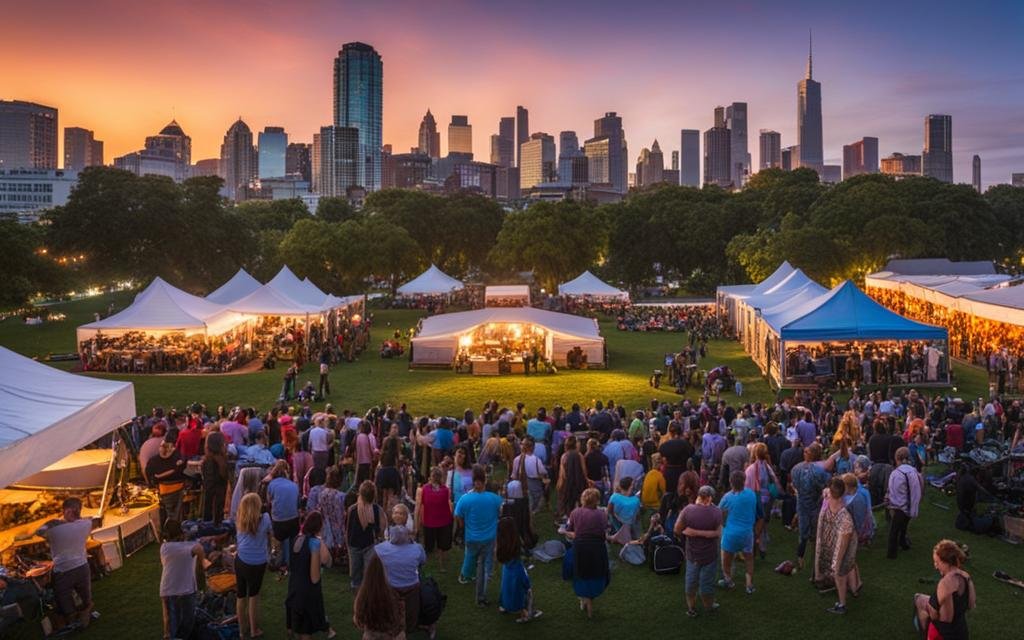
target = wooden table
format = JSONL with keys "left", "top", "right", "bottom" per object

{"left": 471, "top": 359, "right": 500, "bottom": 376}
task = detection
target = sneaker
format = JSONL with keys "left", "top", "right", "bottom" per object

{"left": 458, "top": 575, "right": 471, "bottom": 585}
{"left": 746, "top": 585, "right": 756, "bottom": 595}
{"left": 686, "top": 609, "right": 699, "bottom": 618}
{"left": 717, "top": 579, "right": 736, "bottom": 589}
{"left": 826, "top": 603, "right": 846, "bottom": 615}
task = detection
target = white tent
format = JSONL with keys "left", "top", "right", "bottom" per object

{"left": 77, "top": 277, "right": 247, "bottom": 343}
{"left": 0, "top": 347, "right": 136, "bottom": 489}
{"left": 396, "top": 265, "right": 464, "bottom": 296}
{"left": 484, "top": 285, "right": 531, "bottom": 306}
{"left": 226, "top": 283, "right": 325, "bottom": 317}
{"left": 412, "top": 307, "right": 603, "bottom": 366}
{"left": 558, "top": 271, "right": 629, "bottom": 300}
{"left": 206, "top": 269, "right": 262, "bottom": 304}
{"left": 716, "top": 261, "right": 795, "bottom": 332}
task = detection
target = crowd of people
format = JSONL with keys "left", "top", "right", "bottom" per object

{"left": 614, "top": 304, "right": 723, "bottom": 336}
{"left": 56, "top": 381, "right": 1021, "bottom": 638}
{"left": 78, "top": 331, "right": 251, "bottom": 374}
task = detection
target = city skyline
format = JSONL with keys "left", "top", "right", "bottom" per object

{"left": 3, "top": 1, "right": 1023, "bottom": 187}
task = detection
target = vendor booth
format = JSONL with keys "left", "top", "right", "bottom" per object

{"left": 716, "top": 261, "right": 796, "bottom": 337}
{"left": 397, "top": 264, "right": 465, "bottom": 296}
{"left": 558, "top": 271, "right": 630, "bottom": 301}
{"left": 485, "top": 285, "right": 531, "bottom": 307}
{"left": 411, "top": 307, "right": 605, "bottom": 372}
{"left": 757, "top": 280, "right": 950, "bottom": 388}
{"left": 205, "top": 268, "right": 262, "bottom": 304}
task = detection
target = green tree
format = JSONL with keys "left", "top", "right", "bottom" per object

{"left": 0, "top": 221, "right": 63, "bottom": 307}
{"left": 985, "top": 185, "right": 1024, "bottom": 265}
{"left": 316, "top": 196, "right": 362, "bottom": 223}
{"left": 236, "top": 198, "right": 311, "bottom": 231}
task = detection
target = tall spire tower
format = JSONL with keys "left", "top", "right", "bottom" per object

{"left": 806, "top": 29, "right": 813, "bottom": 79}
{"left": 797, "top": 29, "right": 823, "bottom": 172}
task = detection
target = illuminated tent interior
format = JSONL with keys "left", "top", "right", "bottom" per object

{"left": 558, "top": 271, "right": 629, "bottom": 300}
{"left": 411, "top": 307, "right": 604, "bottom": 368}
{"left": 396, "top": 264, "right": 465, "bottom": 296}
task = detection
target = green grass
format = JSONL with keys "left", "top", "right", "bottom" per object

{"left": 2, "top": 293, "right": 1021, "bottom": 639}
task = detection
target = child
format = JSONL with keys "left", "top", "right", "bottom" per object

{"left": 607, "top": 476, "right": 642, "bottom": 544}
{"left": 496, "top": 517, "right": 541, "bottom": 623}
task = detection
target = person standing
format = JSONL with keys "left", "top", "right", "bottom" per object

{"left": 309, "top": 416, "right": 333, "bottom": 471}
{"left": 511, "top": 439, "right": 549, "bottom": 514}
{"left": 816, "top": 477, "right": 860, "bottom": 615}
{"left": 886, "top": 447, "right": 923, "bottom": 559}
{"left": 159, "top": 519, "right": 205, "bottom": 640}
{"left": 146, "top": 439, "right": 187, "bottom": 531}
{"left": 415, "top": 466, "right": 454, "bottom": 573}
{"left": 497, "top": 517, "right": 542, "bottom": 623}
{"left": 352, "top": 554, "right": 405, "bottom": 639}
{"left": 564, "top": 488, "right": 610, "bottom": 618}
{"left": 318, "top": 349, "right": 331, "bottom": 399}
{"left": 718, "top": 471, "right": 758, "bottom": 594}
{"left": 33, "top": 498, "right": 96, "bottom": 634}
{"left": 346, "top": 481, "right": 385, "bottom": 590}
{"left": 374, "top": 523, "right": 428, "bottom": 636}
{"left": 556, "top": 435, "right": 589, "bottom": 518}
{"left": 454, "top": 465, "right": 503, "bottom": 606}
{"left": 284, "top": 512, "right": 334, "bottom": 640}
{"left": 266, "top": 460, "right": 301, "bottom": 572}
{"left": 201, "top": 431, "right": 229, "bottom": 524}
{"left": 790, "top": 443, "right": 831, "bottom": 575}
{"left": 235, "top": 494, "right": 272, "bottom": 640}
{"left": 674, "top": 486, "right": 723, "bottom": 618}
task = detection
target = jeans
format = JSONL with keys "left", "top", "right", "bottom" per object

{"left": 526, "top": 478, "right": 544, "bottom": 513}
{"left": 159, "top": 490, "right": 183, "bottom": 531}
{"left": 164, "top": 592, "right": 196, "bottom": 639}
{"left": 796, "top": 507, "right": 819, "bottom": 559}
{"left": 888, "top": 509, "right": 911, "bottom": 558}
{"left": 462, "top": 539, "right": 495, "bottom": 602}
{"left": 685, "top": 559, "right": 717, "bottom": 595}
{"left": 349, "top": 545, "right": 375, "bottom": 588}
{"left": 318, "top": 373, "right": 330, "bottom": 397}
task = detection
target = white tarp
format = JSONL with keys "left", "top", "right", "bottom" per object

{"left": 227, "top": 283, "right": 324, "bottom": 317}
{"left": 484, "top": 285, "right": 530, "bottom": 305}
{"left": 0, "top": 347, "right": 136, "bottom": 488}
{"left": 558, "top": 271, "right": 629, "bottom": 300}
{"left": 960, "top": 285, "right": 1024, "bottom": 325}
{"left": 77, "top": 277, "right": 247, "bottom": 342}
{"left": 397, "top": 265, "right": 465, "bottom": 296}
{"left": 268, "top": 266, "right": 325, "bottom": 307}
{"left": 206, "top": 269, "right": 262, "bottom": 304}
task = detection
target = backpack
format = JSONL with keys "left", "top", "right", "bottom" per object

{"left": 649, "top": 535, "right": 684, "bottom": 575}
{"left": 418, "top": 575, "right": 447, "bottom": 626}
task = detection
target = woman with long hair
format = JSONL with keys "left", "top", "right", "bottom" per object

{"left": 375, "top": 436, "right": 403, "bottom": 512}
{"left": 496, "top": 517, "right": 541, "bottom": 623}
{"left": 914, "top": 539, "right": 975, "bottom": 639}
{"left": 346, "top": 480, "right": 385, "bottom": 590}
{"left": 201, "top": 430, "right": 229, "bottom": 524}
{"left": 744, "top": 442, "right": 779, "bottom": 559}
{"left": 563, "top": 488, "right": 610, "bottom": 618}
{"left": 415, "top": 466, "right": 453, "bottom": 573}
{"left": 816, "top": 477, "right": 859, "bottom": 615}
{"left": 557, "top": 435, "right": 588, "bottom": 518}
{"left": 353, "top": 554, "right": 405, "bottom": 640}
{"left": 235, "top": 493, "right": 272, "bottom": 639}
{"left": 231, "top": 466, "right": 264, "bottom": 521}
{"left": 317, "top": 467, "right": 346, "bottom": 564}
{"left": 284, "top": 511, "right": 335, "bottom": 640}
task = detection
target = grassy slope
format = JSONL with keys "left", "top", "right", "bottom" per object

{"left": 2, "top": 294, "right": 1021, "bottom": 639}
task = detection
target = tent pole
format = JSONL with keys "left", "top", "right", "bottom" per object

{"left": 97, "top": 425, "right": 124, "bottom": 521}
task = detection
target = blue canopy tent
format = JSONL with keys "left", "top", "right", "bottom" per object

{"left": 760, "top": 280, "right": 949, "bottom": 387}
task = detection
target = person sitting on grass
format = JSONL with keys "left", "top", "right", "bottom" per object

{"left": 496, "top": 517, "right": 542, "bottom": 623}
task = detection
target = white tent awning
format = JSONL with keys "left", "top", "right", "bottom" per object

{"left": 206, "top": 269, "right": 262, "bottom": 304}
{"left": 558, "top": 271, "right": 629, "bottom": 300}
{"left": 397, "top": 265, "right": 465, "bottom": 296}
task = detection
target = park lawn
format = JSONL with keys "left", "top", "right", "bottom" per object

{"left": 3, "top": 293, "right": 1019, "bottom": 639}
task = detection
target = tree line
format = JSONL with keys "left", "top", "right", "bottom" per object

{"left": 2, "top": 165, "right": 1022, "bottom": 309}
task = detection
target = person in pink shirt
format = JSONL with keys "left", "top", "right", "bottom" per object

{"left": 355, "top": 420, "right": 378, "bottom": 485}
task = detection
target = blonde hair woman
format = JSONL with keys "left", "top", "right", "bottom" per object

{"left": 234, "top": 493, "right": 272, "bottom": 639}
{"left": 832, "top": 410, "right": 861, "bottom": 447}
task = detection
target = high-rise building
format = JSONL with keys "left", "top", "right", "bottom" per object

{"left": 392, "top": 152, "right": 431, "bottom": 189}
{"left": 496, "top": 166, "right": 520, "bottom": 201}
{"left": 448, "top": 115, "right": 472, "bottom": 156}
{"left": 680, "top": 129, "right": 700, "bottom": 187}
{"left": 797, "top": 32, "right": 823, "bottom": 172}
{"left": 820, "top": 165, "right": 842, "bottom": 184}
{"left": 520, "top": 132, "right": 556, "bottom": 190}
{"left": 724, "top": 102, "right": 750, "bottom": 186}
{"left": 759, "top": 130, "right": 782, "bottom": 170}
{"left": 671, "top": 150, "right": 679, "bottom": 171}
{"left": 334, "top": 42, "right": 383, "bottom": 191}
{"left": 63, "top": 127, "right": 103, "bottom": 171}
{"left": 704, "top": 108, "right": 732, "bottom": 188}
{"left": 286, "top": 143, "right": 312, "bottom": 182}
{"left": 515, "top": 106, "right": 529, "bottom": 167}
{"left": 1012, "top": 173, "right": 1024, "bottom": 187}
{"left": 881, "top": 153, "right": 922, "bottom": 178}
{"left": 0, "top": 168, "right": 77, "bottom": 222}
{"left": 972, "top": 155, "right": 981, "bottom": 192}
{"left": 781, "top": 145, "right": 799, "bottom": 171}
{"left": 0, "top": 100, "right": 58, "bottom": 170}
{"left": 220, "top": 119, "right": 257, "bottom": 201}
{"left": 191, "top": 158, "right": 221, "bottom": 178}
{"left": 312, "top": 125, "right": 359, "bottom": 197}
{"left": 490, "top": 116, "right": 515, "bottom": 168}
{"left": 257, "top": 126, "right": 287, "bottom": 179}
{"left": 113, "top": 120, "right": 191, "bottom": 182}
{"left": 417, "top": 109, "right": 441, "bottom": 159}
{"left": 635, "top": 139, "right": 664, "bottom": 188}
{"left": 923, "top": 114, "right": 953, "bottom": 183}
{"left": 557, "top": 131, "right": 586, "bottom": 185}
{"left": 587, "top": 112, "right": 627, "bottom": 193}
{"left": 841, "top": 137, "right": 879, "bottom": 179}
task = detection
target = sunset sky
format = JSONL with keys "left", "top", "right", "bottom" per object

{"left": 3, "top": 0, "right": 1022, "bottom": 187}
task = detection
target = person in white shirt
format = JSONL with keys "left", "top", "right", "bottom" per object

{"left": 159, "top": 519, "right": 205, "bottom": 640}
{"left": 308, "top": 416, "right": 333, "bottom": 470}
{"left": 511, "top": 439, "right": 549, "bottom": 513}
{"left": 33, "top": 497, "right": 96, "bottom": 633}
{"left": 886, "top": 447, "right": 923, "bottom": 560}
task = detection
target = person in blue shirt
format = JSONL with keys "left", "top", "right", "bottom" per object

{"left": 607, "top": 476, "right": 642, "bottom": 543}
{"left": 526, "top": 409, "right": 551, "bottom": 444}
{"left": 496, "top": 516, "right": 541, "bottom": 623}
{"left": 454, "top": 464, "right": 504, "bottom": 606}
{"left": 718, "top": 470, "right": 758, "bottom": 594}
{"left": 265, "top": 460, "right": 300, "bottom": 570}
{"left": 790, "top": 444, "right": 832, "bottom": 575}
{"left": 603, "top": 430, "right": 629, "bottom": 473}
{"left": 234, "top": 493, "right": 272, "bottom": 639}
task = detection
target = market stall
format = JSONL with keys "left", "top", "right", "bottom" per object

{"left": 411, "top": 307, "right": 604, "bottom": 371}
{"left": 484, "top": 285, "right": 531, "bottom": 307}
{"left": 558, "top": 271, "right": 630, "bottom": 301}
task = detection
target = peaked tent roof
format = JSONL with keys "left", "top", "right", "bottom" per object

{"left": 558, "top": 271, "right": 629, "bottom": 299}
{"left": 765, "top": 280, "right": 947, "bottom": 341}
{"left": 78, "top": 277, "right": 244, "bottom": 339}
{"left": 740, "top": 268, "right": 826, "bottom": 310}
{"left": 717, "top": 261, "right": 795, "bottom": 300}
{"left": 415, "top": 307, "right": 601, "bottom": 342}
{"left": 396, "top": 265, "right": 464, "bottom": 296}
{"left": 267, "top": 266, "right": 324, "bottom": 307}
{"left": 882, "top": 258, "right": 996, "bottom": 276}
{"left": 0, "top": 347, "right": 136, "bottom": 488}
{"left": 226, "top": 283, "right": 324, "bottom": 317}
{"left": 206, "top": 268, "right": 263, "bottom": 304}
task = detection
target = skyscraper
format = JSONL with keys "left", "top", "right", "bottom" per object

{"left": 257, "top": 126, "right": 287, "bottom": 179}
{"left": 220, "top": 119, "right": 257, "bottom": 201}
{"left": 515, "top": 106, "right": 529, "bottom": 167}
{"left": 842, "top": 137, "right": 879, "bottom": 179}
{"left": 759, "top": 130, "right": 782, "bottom": 170}
{"left": 923, "top": 114, "right": 953, "bottom": 183}
{"left": 113, "top": 120, "right": 191, "bottom": 182}
{"left": 312, "top": 125, "right": 359, "bottom": 197}
{"left": 490, "top": 116, "right": 514, "bottom": 167}
{"left": 781, "top": 146, "right": 799, "bottom": 171}
{"left": 333, "top": 42, "right": 383, "bottom": 191}
{"left": 520, "top": 132, "right": 556, "bottom": 190}
{"left": 704, "top": 108, "right": 732, "bottom": 188}
{"left": 797, "top": 31, "right": 823, "bottom": 172}
{"left": 680, "top": 129, "right": 700, "bottom": 187}
{"left": 587, "top": 112, "right": 628, "bottom": 193}
{"left": 64, "top": 127, "right": 103, "bottom": 171}
{"left": 972, "top": 155, "right": 981, "bottom": 192}
{"left": 417, "top": 109, "right": 440, "bottom": 159}
{"left": 881, "top": 153, "right": 922, "bottom": 177}
{"left": 448, "top": 115, "right": 472, "bottom": 156}
{"left": 724, "top": 102, "right": 750, "bottom": 186}
{"left": 636, "top": 139, "right": 664, "bottom": 188}
{"left": 672, "top": 150, "right": 679, "bottom": 171}
{"left": 0, "top": 100, "right": 58, "bottom": 169}
{"left": 557, "top": 131, "right": 584, "bottom": 184}
{"left": 286, "top": 143, "right": 312, "bottom": 182}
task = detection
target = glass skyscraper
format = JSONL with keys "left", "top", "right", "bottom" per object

{"left": 797, "top": 34, "right": 823, "bottom": 172}
{"left": 258, "top": 126, "right": 287, "bottom": 179}
{"left": 333, "top": 42, "right": 383, "bottom": 191}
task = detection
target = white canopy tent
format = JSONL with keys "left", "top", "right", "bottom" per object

{"left": 397, "top": 265, "right": 465, "bottom": 296}
{"left": 412, "top": 307, "right": 604, "bottom": 367}
{"left": 77, "top": 277, "right": 247, "bottom": 343}
{"left": 716, "top": 261, "right": 795, "bottom": 334}
{"left": 484, "top": 285, "right": 530, "bottom": 306}
{"left": 226, "top": 283, "right": 325, "bottom": 317}
{"left": 0, "top": 347, "right": 136, "bottom": 489}
{"left": 557, "top": 271, "right": 629, "bottom": 301}
{"left": 205, "top": 269, "right": 263, "bottom": 305}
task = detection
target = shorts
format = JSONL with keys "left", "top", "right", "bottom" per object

{"left": 53, "top": 563, "right": 92, "bottom": 616}
{"left": 234, "top": 558, "right": 267, "bottom": 597}
{"left": 685, "top": 559, "right": 717, "bottom": 595}
{"left": 423, "top": 523, "right": 453, "bottom": 553}
{"left": 272, "top": 517, "right": 300, "bottom": 543}
{"left": 721, "top": 531, "right": 754, "bottom": 554}
{"left": 375, "top": 466, "right": 402, "bottom": 492}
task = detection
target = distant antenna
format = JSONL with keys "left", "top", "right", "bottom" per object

{"left": 807, "top": 29, "right": 813, "bottom": 80}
